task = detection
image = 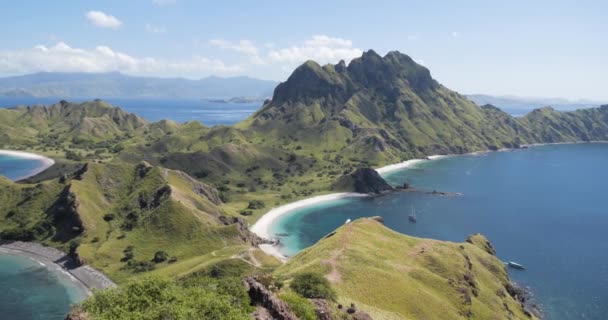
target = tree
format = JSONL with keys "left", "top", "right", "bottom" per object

{"left": 290, "top": 272, "right": 336, "bottom": 300}
{"left": 153, "top": 251, "right": 168, "bottom": 263}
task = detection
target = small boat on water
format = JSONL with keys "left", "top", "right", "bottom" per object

{"left": 408, "top": 206, "right": 417, "bottom": 223}
{"left": 507, "top": 261, "right": 526, "bottom": 270}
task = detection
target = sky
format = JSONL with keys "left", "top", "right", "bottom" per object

{"left": 0, "top": 0, "right": 607, "bottom": 100}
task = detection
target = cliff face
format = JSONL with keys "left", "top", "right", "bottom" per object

{"left": 334, "top": 167, "right": 393, "bottom": 194}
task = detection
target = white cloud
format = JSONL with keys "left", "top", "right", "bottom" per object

{"left": 86, "top": 11, "right": 122, "bottom": 29}
{"left": 208, "top": 39, "right": 258, "bottom": 55}
{"left": 451, "top": 31, "right": 461, "bottom": 38}
{"left": 152, "top": 0, "right": 176, "bottom": 5}
{"left": 304, "top": 35, "right": 352, "bottom": 48}
{"left": 145, "top": 24, "right": 166, "bottom": 34}
{"left": 266, "top": 35, "right": 362, "bottom": 65}
{"left": 0, "top": 42, "right": 241, "bottom": 77}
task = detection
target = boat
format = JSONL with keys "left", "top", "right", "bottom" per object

{"left": 408, "top": 206, "right": 417, "bottom": 223}
{"left": 507, "top": 261, "right": 525, "bottom": 270}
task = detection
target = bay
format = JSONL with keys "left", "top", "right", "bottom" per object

{"left": 271, "top": 143, "right": 608, "bottom": 320}
{"left": 0, "top": 253, "right": 87, "bottom": 320}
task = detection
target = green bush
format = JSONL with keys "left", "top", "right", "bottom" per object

{"left": 81, "top": 276, "right": 251, "bottom": 320}
{"left": 290, "top": 272, "right": 336, "bottom": 300}
{"left": 152, "top": 251, "right": 168, "bottom": 263}
{"left": 280, "top": 292, "right": 316, "bottom": 320}
{"left": 202, "top": 259, "right": 255, "bottom": 279}
{"left": 247, "top": 200, "right": 266, "bottom": 210}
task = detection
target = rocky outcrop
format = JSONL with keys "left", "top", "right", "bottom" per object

{"left": 505, "top": 283, "right": 543, "bottom": 319}
{"left": 335, "top": 168, "right": 393, "bottom": 194}
{"left": 466, "top": 233, "right": 497, "bottom": 255}
{"left": 172, "top": 170, "right": 223, "bottom": 205}
{"left": 244, "top": 276, "right": 298, "bottom": 320}
{"left": 219, "top": 216, "right": 268, "bottom": 247}
{"left": 65, "top": 310, "right": 89, "bottom": 320}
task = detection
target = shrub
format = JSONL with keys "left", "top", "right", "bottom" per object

{"left": 80, "top": 276, "right": 252, "bottom": 320}
{"left": 239, "top": 210, "right": 253, "bottom": 216}
{"left": 153, "top": 251, "right": 168, "bottom": 263}
{"left": 280, "top": 292, "right": 316, "bottom": 320}
{"left": 194, "top": 259, "right": 255, "bottom": 279}
{"left": 290, "top": 272, "right": 336, "bottom": 300}
{"left": 247, "top": 200, "right": 266, "bottom": 210}
{"left": 126, "top": 260, "right": 155, "bottom": 273}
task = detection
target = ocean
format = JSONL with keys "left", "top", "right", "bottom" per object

{"left": 0, "top": 252, "right": 87, "bottom": 320}
{"left": 0, "top": 97, "right": 262, "bottom": 126}
{"left": 0, "top": 153, "right": 50, "bottom": 181}
{"left": 271, "top": 143, "right": 608, "bottom": 320}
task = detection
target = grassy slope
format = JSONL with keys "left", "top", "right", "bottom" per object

{"left": 0, "top": 161, "right": 278, "bottom": 282}
{"left": 275, "top": 218, "right": 535, "bottom": 320}
{"left": 0, "top": 51, "right": 607, "bottom": 317}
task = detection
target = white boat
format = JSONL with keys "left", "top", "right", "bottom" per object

{"left": 507, "top": 261, "right": 525, "bottom": 270}
{"left": 408, "top": 206, "right": 417, "bottom": 223}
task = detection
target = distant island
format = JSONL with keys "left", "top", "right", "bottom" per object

{"left": 467, "top": 94, "right": 605, "bottom": 112}
{"left": 4, "top": 50, "right": 608, "bottom": 319}
{"left": 205, "top": 96, "right": 270, "bottom": 104}
{"left": 0, "top": 72, "right": 277, "bottom": 99}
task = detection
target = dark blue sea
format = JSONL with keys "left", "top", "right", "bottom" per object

{"left": 0, "top": 97, "right": 261, "bottom": 126}
{"left": 271, "top": 143, "right": 608, "bottom": 320}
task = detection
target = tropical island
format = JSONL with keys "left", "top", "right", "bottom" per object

{"left": 2, "top": 50, "right": 608, "bottom": 319}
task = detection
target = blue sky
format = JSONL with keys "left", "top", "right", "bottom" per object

{"left": 0, "top": 0, "right": 607, "bottom": 100}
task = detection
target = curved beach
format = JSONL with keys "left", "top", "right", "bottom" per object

{"left": 0, "top": 149, "right": 55, "bottom": 180}
{"left": 250, "top": 155, "right": 448, "bottom": 260}
{"left": 0, "top": 241, "right": 116, "bottom": 296}
{"left": 251, "top": 193, "right": 368, "bottom": 261}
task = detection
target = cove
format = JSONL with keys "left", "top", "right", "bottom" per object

{"left": 270, "top": 143, "right": 608, "bottom": 320}
{"left": 0, "top": 252, "right": 87, "bottom": 320}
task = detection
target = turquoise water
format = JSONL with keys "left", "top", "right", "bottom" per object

{"left": 0, "top": 154, "right": 49, "bottom": 181}
{"left": 272, "top": 143, "right": 608, "bottom": 320}
{"left": 0, "top": 253, "right": 87, "bottom": 320}
{"left": 1, "top": 154, "right": 87, "bottom": 318}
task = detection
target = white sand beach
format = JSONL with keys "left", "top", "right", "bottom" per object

{"left": 250, "top": 192, "right": 368, "bottom": 261}
{"left": 375, "top": 154, "right": 449, "bottom": 175}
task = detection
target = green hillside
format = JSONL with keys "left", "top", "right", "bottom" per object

{"left": 274, "top": 218, "right": 538, "bottom": 320}
{"left": 0, "top": 161, "right": 273, "bottom": 282}
{"left": 2, "top": 50, "right": 608, "bottom": 319}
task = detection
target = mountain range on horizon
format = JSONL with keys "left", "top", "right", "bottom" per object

{"left": 466, "top": 94, "right": 605, "bottom": 111}
{"left": 0, "top": 71, "right": 278, "bottom": 99}
{"left": 0, "top": 71, "right": 604, "bottom": 115}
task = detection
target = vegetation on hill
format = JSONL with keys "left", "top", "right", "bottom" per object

{"left": 2, "top": 50, "right": 607, "bottom": 319}
{"left": 0, "top": 160, "right": 272, "bottom": 282}
{"left": 274, "top": 218, "right": 538, "bottom": 319}
{"left": 68, "top": 276, "right": 253, "bottom": 320}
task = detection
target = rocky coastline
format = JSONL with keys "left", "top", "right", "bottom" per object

{"left": 0, "top": 241, "right": 116, "bottom": 293}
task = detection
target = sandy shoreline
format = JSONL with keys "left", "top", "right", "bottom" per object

{"left": 250, "top": 156, "right": 452, "bottom": 260}
{"left": 0, "top": 241, "right": 116, "bottom": 297}
{"left": 0, "top": 149, "right": 55, "bottom": 181}
{"left": 250, "top": 193, "right": 368, "bottom": 261}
